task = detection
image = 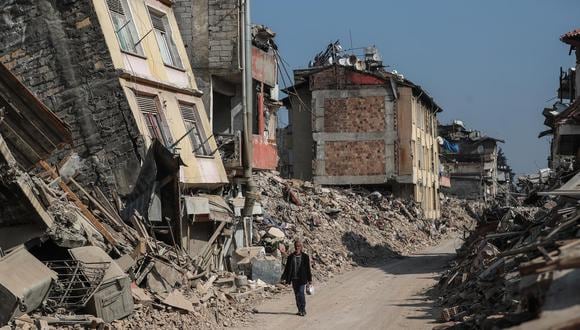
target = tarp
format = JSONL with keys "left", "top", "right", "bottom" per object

{"left": 442, "top": 139, "right": 459, "bottom": 153}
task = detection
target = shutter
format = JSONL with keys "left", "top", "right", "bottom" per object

{"left": 107, "top": 0, "right": 125, "bottom": 15}
{"left": 136, "top": 95, "right": 158, "bottom": 113}
{"left": 150, "top": 13, "right": 165, "bottom": 32}
{"left": 179, "top": 103, "right": 197, "bottom": 122}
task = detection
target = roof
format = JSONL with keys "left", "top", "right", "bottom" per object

{"left": 561, "top": 28, "right": 580, "bottom": 46}
{"left": 283, "top": 64, "right": 443, "bottom": 113}
{"left": 555, "top": 99, "right": 580, "bottom": 124}
{"left": 0, "top": 63, "right": 72, "bottom": 170}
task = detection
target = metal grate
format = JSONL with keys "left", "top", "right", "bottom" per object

{"left": 107, "top": 0, "right": 124, "bottom": 15}
{"left": 136, "top": 94, "right": 158, "bottom": 113}
{"left": 43, "top": 260, "right": 110, "bottom": 310}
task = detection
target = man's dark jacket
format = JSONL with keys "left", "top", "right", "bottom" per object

{"left": 281, "top": 252, "right": 312, "bottom": 285}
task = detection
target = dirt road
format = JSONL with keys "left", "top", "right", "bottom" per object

{"left": 236, "top": 236, "right": 462, "bottom": 330}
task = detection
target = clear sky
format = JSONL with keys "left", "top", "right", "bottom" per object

{"left": 253, "top": 0, "right": 580, "bottom": 175}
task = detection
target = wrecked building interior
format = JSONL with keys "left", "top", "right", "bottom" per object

{"left": 438, "top": 121, "right": 505, "bottom": 201}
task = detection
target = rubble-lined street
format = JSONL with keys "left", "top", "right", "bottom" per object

{"left": 239, "top": 236, "right": 463, "bottom": 330}
{"left": 1, "top": 1, "right": 580, "bottom": 329}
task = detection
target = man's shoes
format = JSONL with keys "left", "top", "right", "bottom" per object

{"left": 299, "top": 311, "right": 306, "bottom": 316}
{"left": 296, "top": 312, "right": 302, "bottom": 316}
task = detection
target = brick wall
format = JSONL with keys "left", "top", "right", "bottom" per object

{"left": 0, "top": 0, "right": 144, "bottom": 195}
{"left": 324, "top": 96, "right": 385, "bottom": 133}
{"left": 311, "top": 66, "right": 345, "bottom": 90}
{"left": 325, "top": 140, "right": 386, "bottom": 176}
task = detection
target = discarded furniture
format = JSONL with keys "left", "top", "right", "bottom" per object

{"left": 69, "top": 246, "right": 134, "bottom": 322}
{"left": 0, "top": 246, "right": 58, "bottom": 326}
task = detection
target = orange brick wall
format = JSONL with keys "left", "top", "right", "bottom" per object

{"left": 325, "top": 140, "right": 386, "bottom": 176}
{"left": 324, "top": 96, "right": 385, "bottom": 133}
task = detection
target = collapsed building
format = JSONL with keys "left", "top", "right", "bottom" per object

{"left": 0, "top": 0, "right": 242, "bottom": 258}
{"left": 438, "top": 120, "right": 505, "bottom": 201}
{"left": 539, "top": 29, "right": 580, "bottom": 172}
{"left": 173, "top": 0, "right": 281, "bottom": 173}
{"left": 280, "top": 43, "right": 442, "bottom": 219}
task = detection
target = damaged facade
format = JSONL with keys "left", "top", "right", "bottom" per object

{"left": 438, "top": 121, "right": 505, "bottom": 201}
{"left": 173, "top": 0, "right": 281, "bottom": 173}
{"left": 281, "top": 44, "right": 442, "bottom": 219}
{"left": 539, "top": 29, "right": 580, "bottom": 172}
{"left": 0, "top": 0, "right": 235, "bottom": 258}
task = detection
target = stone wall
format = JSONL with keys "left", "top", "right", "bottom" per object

{"left": 174, "top": 0, "right": 240, "bottom": 112}
{"left": 0, "top": 0, "right": 145, "bottom": 195}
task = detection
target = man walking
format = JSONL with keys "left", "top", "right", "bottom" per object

{"left": 281, "top": 239, "right": 312, "bottom": 316}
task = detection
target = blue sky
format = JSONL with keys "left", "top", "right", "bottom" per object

{"left": 253, "top": 0, "right": 580, "bottom": 175}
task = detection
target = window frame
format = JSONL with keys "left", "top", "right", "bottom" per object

{"left": 106, "top": 0, "right": 144, "bottom": 57}
{"left": 147, "top": 7, "right": 183, "bottom": 69}
{"left": 179, "top": 102, "right": 212, "bottom": 157}
{"left": 135, "top": 93, "right": 172, "bottom": 146}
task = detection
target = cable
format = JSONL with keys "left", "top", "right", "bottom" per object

{"left": 274, "top": 49, "right": 315, "bottom": 116}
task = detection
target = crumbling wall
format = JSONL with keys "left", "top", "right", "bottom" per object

{"left": 174, "top": 0, "right": 240, "bottom": 112}
{"left": 0, "top": 0, "right": 145, "bottom": 195}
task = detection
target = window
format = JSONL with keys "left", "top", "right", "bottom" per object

{"left": 107, "top": 0, "right": 143, "bottom": 55}
{"left": 136, "top": 94, "right": 171, "bottom": 146}
{"left": 149, "top": 9, "right": 182, "bottom": 68}
{"left": 179, "top": 103, "right": 211, "bottom": 156}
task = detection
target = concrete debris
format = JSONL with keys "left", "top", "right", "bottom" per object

{"left": 253, "top": 171, "right": 479, "bottom": 280}
{"left": 433, "top": 168, "right": 580, "bottom": 329}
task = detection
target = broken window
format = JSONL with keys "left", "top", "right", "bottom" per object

{"left": 107, "top": 0, "right": 143, "bottom": 55}
{"left": 148, "top": 9, "right": 182, "bottom": 69}
{"left": 136, "top": 94, "right": 171, "bottom": 146}
{"left": 179, "top": 103, "right": 211, "bottom": 156}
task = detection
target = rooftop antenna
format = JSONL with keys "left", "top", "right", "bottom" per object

{"left": 349, "top": 29, "right": 353, "bottom": 49}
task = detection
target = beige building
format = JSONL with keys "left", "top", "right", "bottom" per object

{"left": 95, "top": 0, "right": 228, "bottom": 188}
{"left": 0, "top": 0, "right": 230, "bottom": 258}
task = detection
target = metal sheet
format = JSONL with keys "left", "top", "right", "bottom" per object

{"left": 252, "top": 134, "right": 278, "bottom": 170}
{"left": 0, "top": 246, "right": 58, "bottom": 325}
{"left": 184, "top": 196, "right": 210, "bottom": 215}
{"left": 252, "top": 47, "right": 277, "bottom": 87}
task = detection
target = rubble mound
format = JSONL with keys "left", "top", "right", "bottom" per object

{"left": 253, "top": 172, "right": 477, "bottom": 280}
{"left": 434, "top": 194, "right": 580, "bottom": 329}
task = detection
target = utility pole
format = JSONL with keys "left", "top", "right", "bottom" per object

{"left": 241, "top": 0, "right": 257, "bottom": 244}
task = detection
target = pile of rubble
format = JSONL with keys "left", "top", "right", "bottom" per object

{"left": 0, "top": 160, "right": 278, "bottom": 329}
{"left": 434, "top": 171, "right": 580, "bottom": 329}
{"left": 252, "top": 172, "right": 478, "bottom": 280}
{"left": 0, "top": 161, "right": 480, "bottom": 330}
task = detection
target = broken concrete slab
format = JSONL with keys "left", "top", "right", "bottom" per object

{"left": 161, "top": 290, "right": 194, "bottom": 313}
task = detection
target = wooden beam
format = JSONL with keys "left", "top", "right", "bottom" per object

{"left": 39, "top": 160, "right": 118, "bottom": 247}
